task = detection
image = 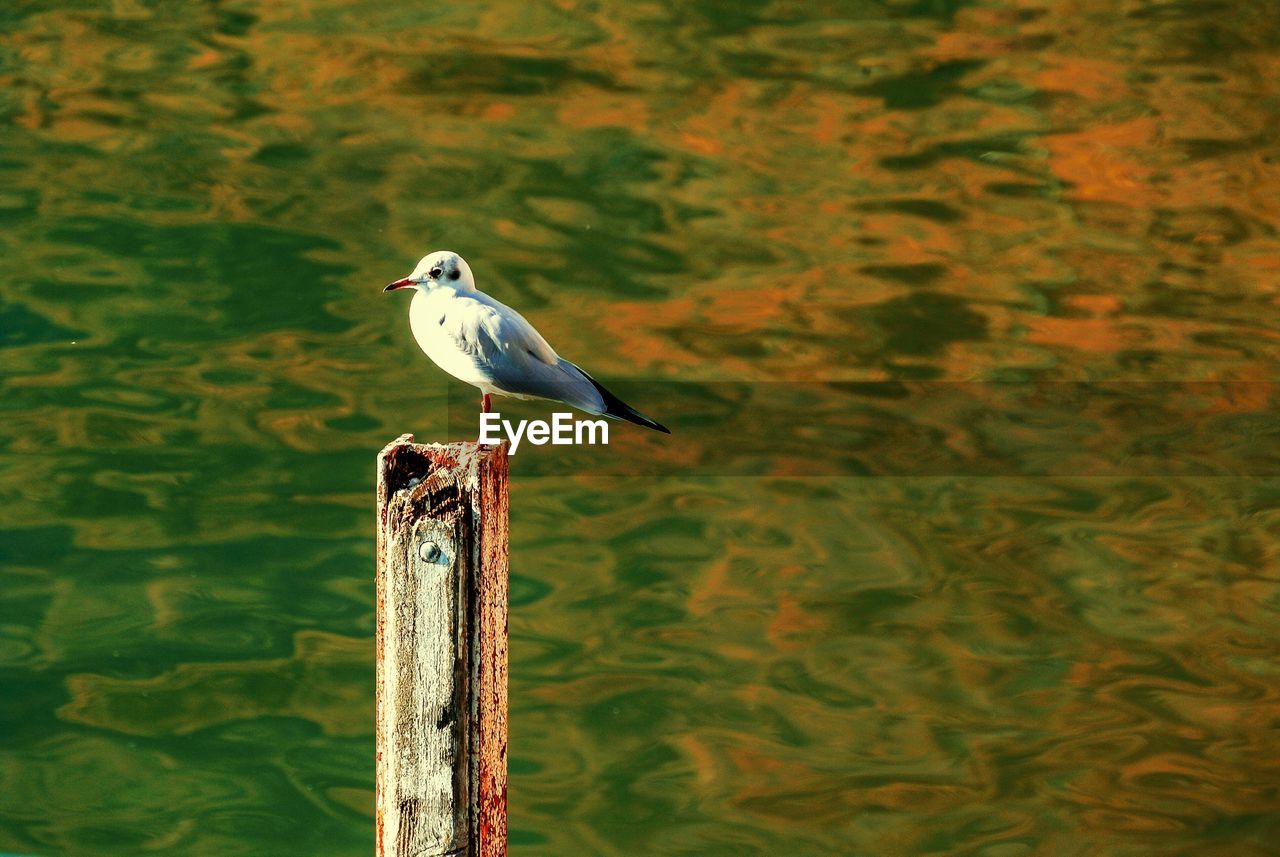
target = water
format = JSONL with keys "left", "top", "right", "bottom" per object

{"left": 3, "top": 1, "right": 1279, "bottom": 854}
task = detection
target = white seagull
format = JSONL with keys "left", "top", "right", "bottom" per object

{"left": 385, "top": 250, "right": 670, "bottom": 433}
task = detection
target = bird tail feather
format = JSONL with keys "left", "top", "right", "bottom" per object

{"left": 573, "top": 365, "right": 671, "bottom": 434}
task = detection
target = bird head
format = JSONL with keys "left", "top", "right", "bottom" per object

{"left": 384, "top": 250, "right": 474, "bottom": 292}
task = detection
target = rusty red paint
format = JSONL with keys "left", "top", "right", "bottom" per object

{"left": 474, "top": 447, "right": 509, "bottom": 857}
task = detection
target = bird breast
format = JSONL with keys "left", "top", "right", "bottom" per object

{"left": 407, "top": 288, "right": 494, "bottom": 389}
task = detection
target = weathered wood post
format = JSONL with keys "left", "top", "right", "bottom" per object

{"left": 376, "top": 434, "right": 508, "bottom": 857}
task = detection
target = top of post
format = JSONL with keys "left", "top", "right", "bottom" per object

{"left": 378, "top": 434, "right": 509, "bottom": 497}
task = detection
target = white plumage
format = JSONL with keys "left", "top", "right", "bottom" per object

{"left": 385, "top": 250, "right": 669, "bottom": 433}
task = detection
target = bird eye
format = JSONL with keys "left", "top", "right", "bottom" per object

{"left": 429, "top": 267, "right": 442, "bottom": 279}
{"left": 448, "top": 269, "right": 461, "bottom": 281}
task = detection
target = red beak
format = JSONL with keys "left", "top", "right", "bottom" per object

{"left": 384, "top": 277, "right": 415, "bottom": 292}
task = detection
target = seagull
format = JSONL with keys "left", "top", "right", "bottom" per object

{"left": 385, "top": 250, "right": 670, "bottom": 433}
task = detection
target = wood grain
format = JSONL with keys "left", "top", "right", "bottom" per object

{"left": 376, "top": 435, "right": 508, "bottom": 857}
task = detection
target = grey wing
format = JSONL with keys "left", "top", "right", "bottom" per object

{"left": 446, "top": 298, "right": 607, "bottom": 414}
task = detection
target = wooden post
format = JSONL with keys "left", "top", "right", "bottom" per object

{"left": 376, "top": 435, "right": 508, "bottom": 857}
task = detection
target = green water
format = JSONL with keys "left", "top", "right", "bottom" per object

{"left": 3, "top": 1, "right": 1279, "bottom": 855}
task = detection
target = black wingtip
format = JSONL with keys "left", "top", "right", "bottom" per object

{"left": 579, "top": 369, "right": 671, "bottom": 435}
{"left": 624, "top": 411, "right": 671, "bottom": 434}
{"left": 618, "top": 408, "right": 671, "bottom": 434}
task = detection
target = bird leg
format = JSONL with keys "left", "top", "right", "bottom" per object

{"left": 482, "top": 392, "right": 491, "bottom": 414}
